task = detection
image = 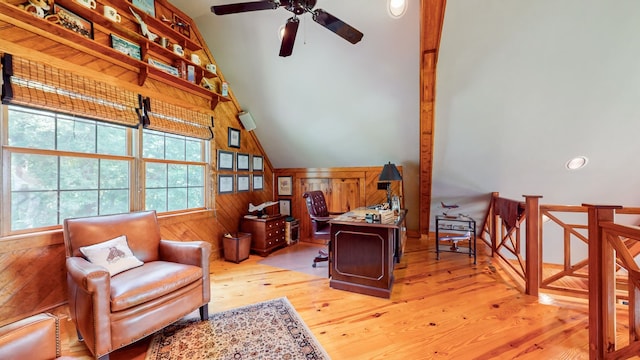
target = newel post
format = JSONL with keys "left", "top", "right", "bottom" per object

{"left": 523, "top": 195, "right": 542, "bottom": 296}
{"left": 584, "top": 204, "right": 620, "bottom": 359}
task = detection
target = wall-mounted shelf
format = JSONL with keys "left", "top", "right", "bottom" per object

{"left": 0, "top": 1, "right": 229, "bottom": 110}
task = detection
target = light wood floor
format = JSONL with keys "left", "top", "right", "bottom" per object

{"left": 60, "top": 235, "right": 597, "bottom": 359}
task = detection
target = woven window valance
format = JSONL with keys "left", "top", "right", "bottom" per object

{"left": 1, "top": 54, "right": 140, "bottom": 127}
{"left": 141, "top": 96, "right": 214, "bottom": 140}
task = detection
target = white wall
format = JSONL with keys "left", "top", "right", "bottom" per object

{"left": 434, "top": 0, "right": 640, "bottom": 232}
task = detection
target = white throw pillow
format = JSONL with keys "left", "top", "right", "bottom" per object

{"left": 79, "top": 235, "right": 144, "bottom": 276}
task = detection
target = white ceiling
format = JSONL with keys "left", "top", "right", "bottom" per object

{"left": 171, "top": 0, "right": 640, "bottom": 231}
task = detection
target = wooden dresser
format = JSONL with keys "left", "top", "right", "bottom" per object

{"left": 240, "top": 215, "right": 287, "bottom": 256}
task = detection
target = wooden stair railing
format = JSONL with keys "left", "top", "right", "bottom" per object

{"left": 585, "top": 204, "right": 640, "bottom": 359}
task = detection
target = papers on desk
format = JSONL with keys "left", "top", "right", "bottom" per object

{"left": 334, "top": 209, "right": 396, "bottom": 224}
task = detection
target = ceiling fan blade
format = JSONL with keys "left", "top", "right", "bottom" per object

{"left": 279, "top": 17, "right": 299, "bottom": 57}
{"left": 312, "top": 9, "right": 363, "bottom": 45}
{"left": 211, "top": 1, "right": 279, "bottom": 15}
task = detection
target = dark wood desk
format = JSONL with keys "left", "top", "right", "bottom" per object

{"left": 329, "top": 209, "right": 407, "bottom": 298}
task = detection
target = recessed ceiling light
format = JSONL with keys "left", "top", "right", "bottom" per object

{"left": 388, "top": 0, "right": 407, "bottom": 18}
{"left": 565, "top": 156, "right": 589, "bottom": 170}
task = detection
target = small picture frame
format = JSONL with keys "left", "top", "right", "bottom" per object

{"left": 228, "top": 127, "right": 240, "bottom": 148}
{"left": 252, "top": 174, "right": 263, "bottom": 191}
{"left": 237, "top": 175, "right": 250, "bottom": 192}
{"left": 217, "top": 150, "right": 234, "bottom": 170}
{"left": 148, "top": 58, "right": 179, "bottom": 77}
{"left": 110, "top": 34, "right": 141, "bottom": 60}
{"left": 279, "top": 199, "right": 291, "bottom": 216}
{"left": 277, "top": 176, "right": 293, "bottom": 196}
{"left": 172, "top": 13, "right": 191, "bottom": 38}
{"left": 237, "top": 153, "right": 250, "bottom": 171}
{"left": 53, "top": 4, "right": 93, "bottom": 39}
{"left": 252, "top": 155, "right": 263, "bottom": 172}
{"left": 132, "top": 0, "right": 155, "bottom": 17}
{"left": 218, "top": 174, "right": 234, "bottom": 194}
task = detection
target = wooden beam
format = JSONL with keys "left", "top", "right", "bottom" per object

{"left": 420, "top": 0, "right": 447, "bottom": 234}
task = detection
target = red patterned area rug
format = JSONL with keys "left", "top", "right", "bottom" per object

{"left": 145, "top": 297, "right": 330, "bottom": 360}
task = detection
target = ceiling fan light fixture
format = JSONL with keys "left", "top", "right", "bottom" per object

{"left": 388, "top": 0, "right": 407, "bottom": 18}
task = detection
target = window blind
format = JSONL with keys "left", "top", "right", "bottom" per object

{"left": 1, "top": 54, "right": 140, "bottom": 127}
{"left": 142, "top": 96, "right": 214, "bottom": 140}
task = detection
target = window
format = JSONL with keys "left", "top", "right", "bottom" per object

{"left": 2, "top": 106, "right": 211, "bottom": 235}
{"left": 5, "top": 106, "right": 131, "bottom": 232}
{"left": 143, "top": 130, "right": 206, "bottom": 212}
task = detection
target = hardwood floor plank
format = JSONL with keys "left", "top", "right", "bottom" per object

{"left": 58, "top": 235, "right": 599, "bottom": 359}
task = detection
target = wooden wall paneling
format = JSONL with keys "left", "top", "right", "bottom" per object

{"left": 275, "top": 166, "right": 403, "bottom": 241}
{"left": 0, "top": 237, "right": 66, "bottom": 327}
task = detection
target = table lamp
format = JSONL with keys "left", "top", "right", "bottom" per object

{"left": 378, "top": 162, "right": 402, "bottom": 207}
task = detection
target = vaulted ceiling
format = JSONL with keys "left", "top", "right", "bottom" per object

{"left": 172, "top": 0, "right": 640, "bottom": 230}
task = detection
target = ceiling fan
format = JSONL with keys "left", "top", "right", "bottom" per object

{"left": 211, "top": 0, "right": 364, "bottom": 57}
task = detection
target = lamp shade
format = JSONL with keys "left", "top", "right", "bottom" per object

{"left": 379, "top": 162, "right": 402, "bottom": 181}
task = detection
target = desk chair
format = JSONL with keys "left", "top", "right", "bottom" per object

{"left": 302, "top": 191, "right": 336, "bottom": 267}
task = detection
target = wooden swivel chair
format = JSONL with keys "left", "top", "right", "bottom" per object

{"left": 302, "top": 191, "right": 336, "bottom": 267}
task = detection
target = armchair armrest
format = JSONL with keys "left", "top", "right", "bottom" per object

{"left": 159, "top": 240, "right": 211, "bottom": 268}
{"left": 66, "top": 257, "right": 110, "bottom": 294}
{"left": 310, "top": 216, "right": 333, "bottom": 222}
{"left": 159, "top": 240, "right": 211, "bottom": 304}
{"left": 65, "top": 257, "right": 111, "bottom": 356}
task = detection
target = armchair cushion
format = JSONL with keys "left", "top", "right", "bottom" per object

{"left": 79, "top": 235, "right": 143, "bottom": 276}
{"left": 110, "top": 261, "right": 203, "bottom": 312}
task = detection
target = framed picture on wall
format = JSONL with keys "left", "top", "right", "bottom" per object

{"left": 53, "top": 4, "right": 94, "bottom": 39}
{"left": 132, "top": 0, "right": 155, "bottom": 16}
{"left": 218, "top": 174, "right": 234, "bottom": 194}
{"left": 237, "top": 153, "right": 250, "bottom": 171}
{"left": 217, "top": 150, "right": 234, "bottom": 170}
{"left": 279, "top": 199, "right": 291, "bottom": 216}
{"left": 277, "top": 176, "right": 292, "bottom": 196}
{"left": 252, "top": 155, "right": 263, "bottom": 172}
{"left": 252, "top": 174, "right": 263, "bottom": 190}
{"left": 228, "top": 127, "right": 240, "bottom": 148}
{"left": 237, "top": 175, "right": 249, "bottom": 192}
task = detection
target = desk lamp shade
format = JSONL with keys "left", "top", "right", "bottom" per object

{"left": 379, "top": 162, "right": 402, "bottom": 182}
{"left": 379, "top": 162, "right": 402, "bottom": 206}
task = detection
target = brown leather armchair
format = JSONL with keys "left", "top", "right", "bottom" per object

{"left": 63, "top": 211, "right": 211, "bottom": 360}
{"left": 303, "top": 191, "right": 342, "bottom": 267}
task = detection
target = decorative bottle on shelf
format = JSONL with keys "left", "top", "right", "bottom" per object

{"left": 221, "top": 82, "right": 228, "bottom": 96}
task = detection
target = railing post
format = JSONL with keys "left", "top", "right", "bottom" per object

{"left": 523, "top": 195, "right": 542, "bottom": 297}
{"left": 584, "top": 204, "right": 620, "bottom": 359}
{"left": 490, "top": 192, "right": 499, "bottom": 256}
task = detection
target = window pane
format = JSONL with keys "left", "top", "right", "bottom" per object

{"left": 145, "top": 188, "right": 167, "bottom": 212}
{"left": 168, "top": 164, "right": 187, "bottom": 187}
{"left": 11, "top": 191, "right": 57, "bottom": 230}
{"left": 98, "top": 124, "right": 127, "bottom": 156}
{"left": 100, "top": 160, "right": 129, "bottom": 189}
{"left": 185, "top": 140, "right": 201, "bottom": 161}
{"left": 60, "top": 190, "right": 99, "bottom": 221}
{"left": 188, "top": 166, "right": 204, "bottom": 186}
{"left": 57, "top": 117, "right": 96, "bottom": 153}
{"left": 143, "top": 131, "right": 164, "bottom": 158}
{"left": 60, "top": 157, "right": 99, "bottom": 190}
{"left": 188, "top": 187, "right": 204, "bottom": 208}
{"left": 8, "top": 107, "right": 55, "bottom": 149}
{"left": 167, "top": 188, "right": 187, "bottom": 211}
{"left": 165, "top": 136, "right": 185, "bottom": 161}
{"left": 146, "top": 163, "right": 167, "bottom": 188}
{"left": 99, "top": 189, "right": 129, "bottom": 215}
{"left": 11, "top": 153, "right": 58, "bottom": 191}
